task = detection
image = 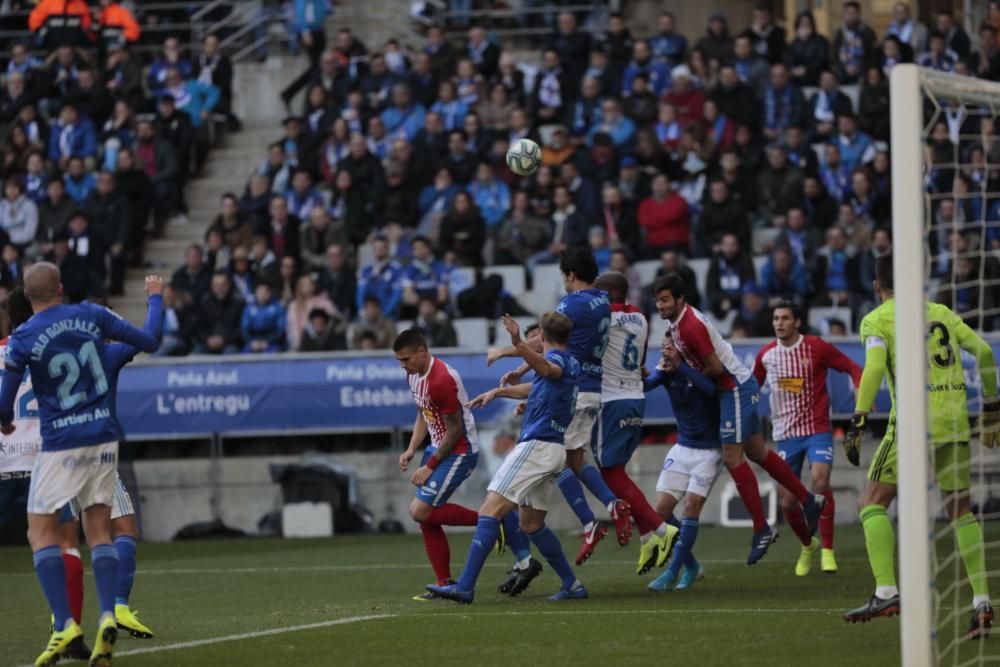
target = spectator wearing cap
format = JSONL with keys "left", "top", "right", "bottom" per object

{"left": 761, "top": 63, "right": 806, "bottom": 141}
{"left": 532, "top": 49, "right": 571, "bottom": 126}
{"left": 693, "top": 12, "right": 734, "bottom": 64}
{"left": 381, "top": 83, "right": 426, "bottom": 141}
{"left": 352, "top": 296, "right": 397, "bottom": 350}
{"left": 48, "top": 102, "right": 97, "bottom": 171}
{"left": 63, "top": 156, "right": 96, "bottom": 204}
{"left": 546, "top": 12, "right": 591, "bottom": 84}
{"left": 147, "top": 37, "right": 194, "bottom": 97}
{"left": 662, "top": 65, "right": 705, "bottom": 129}
{"left": 621, "top": 40, "right": 670, "bottom": 97}
{"left": 650, "top": 12, "right": 687, "bottom": 68}
{"left": 587, "top": 98, "right": 635, "bottom": 150}
{"left": 356, "top": 235, "right": 403, "bottom": 317}
{"left": 241, "top": 281, "right": 286, "bottom": 353}
{"left": 785, "top": 11, "right": 829, "bottom": 87}
{"left": 832, "top": 1, "right": 878, "bottom": 84}
{"left": 299, "top": 307, "right": 347, "bottom": 351}
{"left": 0, "top": 178, "right": 36, "bottom": 253}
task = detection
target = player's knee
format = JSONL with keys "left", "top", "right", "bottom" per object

{"left": 811, "top": 477, "right": 831, "bottom": 495}
{"left": 780, "top": 495, "right": 799, "bottom": 515}
{"left": 565, "top": 450, "right": 583, "bottom": 472}
{"left": 409, "top": 499, "right": 432, "bottom": 522}
{"left": 518, "top": 510, "right": 544, "bottom": 533}
{"left": 683, "top": 496, "right": 705, "bottom": 517}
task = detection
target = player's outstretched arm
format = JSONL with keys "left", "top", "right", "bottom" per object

{"left": 467, "top": 383, "right": 532, "bottom": 409}
{"left": 842, "top": 336, "right": 887, "bottom": 465}
{"left": 503, "top": 315, "right": 562, "bottom": 379}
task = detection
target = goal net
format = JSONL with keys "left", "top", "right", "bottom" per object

{"left": 893, "top": 65, "right": 1000, "bottom": 666}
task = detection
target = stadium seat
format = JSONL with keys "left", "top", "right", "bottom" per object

{"left": 518, "top": 289, "right": 558, "bottom": 315}
{"left": 647, "top": 314, "right": 670, "bottom": 348}
{"left": 453, "top": 318, "right": 491, "bottom": 347}
{"left": 752, "top": 256, "right": 766, "bottom": 278}
{"left": 531, "top": 264, "right": 564, "bottom": 295}
{"left": 486, "top": 265, "right": 527, "bottom": 295}
{"left": 808, "top": 307, "right": 853, "bottom": 335}
{"left": 633, "top": 260, "right": 661, "bottom": 287}
{"left": 687, "top": 258, "right": 709, "bottom": 299}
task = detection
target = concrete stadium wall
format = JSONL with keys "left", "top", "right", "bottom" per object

{"left": 132, "top": 443, "right": 871, "bottom": 542}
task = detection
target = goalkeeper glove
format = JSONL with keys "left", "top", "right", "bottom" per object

{"left": 843, "top": 414, "right": 867, "bottom": 467}
{"left": 981, "top": 397, "right": 1000, "bottom": 449}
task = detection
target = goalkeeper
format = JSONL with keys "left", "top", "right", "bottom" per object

{"left": 841, "top": 255, "right": 999, "bottom": 640}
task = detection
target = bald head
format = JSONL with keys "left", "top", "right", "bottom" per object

{"left": 595, "top": 271, "right": 629, "bottom": 303}
{"left": 24, "top": 262, "right": 62, "bottom": 308}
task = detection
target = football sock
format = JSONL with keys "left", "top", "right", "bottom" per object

{"left": 556, "top": 468, "right": 595, "bottom": 528}
{"left": 427, "top": 503, "right": 479, "bottom": 526}
{"left": 91, "top": 544, "right": 119, "bottom": 618}
{"left": 820, "top": 490, "right": 835, "bottom": 550}
{"left": 419, "top": 523, "right": 452, "bottom": 585}
{"left": 35, "top": 546, "right": 72, "bottom": 631}
{"left": 784, "top": 504, "right": 812, "bottom": 546}
{"left": 600, "top": 464, "right": 663, "bottom": 535}
{"left": 502, "top": 511, "right": 532, "bottom": 563}
{"left": 955, "top": 512, "right": 989, "bottom": 600}
{"left": 667, "top": 518, "right": 700, "bottom": 578}
{"left": 578, "top": 463, "right": 617, "bottom": 508}
{"left": 114, "top": 535, "right": 137, "bottom": 606}
{"left": 526, "top": 524, "right": 576, "bottom": 590}
{"left": 758, "top": 450, "right": 811, "bottom": 503}
{"left": 860, "top": 504, "right": 897, "bottom": 591}
{"left": 729, "top": 462, "right": 766, "bottom": 531}
{"left": 456, "top": 516, "right": 500, "bottom": 592}
{"left": 62, "top": 549, "right": 84, "bottom": 624}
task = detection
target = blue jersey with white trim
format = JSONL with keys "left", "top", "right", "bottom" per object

{"left": 644, "top": 363, "right": 720, "bottom": 449}
{"left": 519, "top": 349, "right": 579, "bottom": 444}
{"left": 556, "top": 288, "right": 611, "bottom": 393}
{"left": 0, "top": 300, "right": 160, "bottom": 451}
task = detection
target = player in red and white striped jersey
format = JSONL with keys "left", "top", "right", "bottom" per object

{"left": 395, "top": 329, "right": 483, "bottom": 601}
{"left": 753, "top": 302, "right": 861, "bottom": 576}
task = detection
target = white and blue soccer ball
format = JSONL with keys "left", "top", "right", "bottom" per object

{"left": 506, "top": 138, "right": 542, "bottom": 176}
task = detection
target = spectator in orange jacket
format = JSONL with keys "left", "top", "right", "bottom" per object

{"left": 28, "top": 0, "right": 93, "bottom": 49}
{"left": 98, "top": 0, "right": 141, "bottom": 52}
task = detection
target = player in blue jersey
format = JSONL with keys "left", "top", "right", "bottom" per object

{"left": 0, "top": 262, "right": 160, "bottom": 667}
{"left": 493, "top": 247, "right": 630, "bottom": 566}
{"left": 643, "top": 337, "right": 721, "bottom": 591}
{"left": 427, "top": 312, "right": 587, "bottom": 603}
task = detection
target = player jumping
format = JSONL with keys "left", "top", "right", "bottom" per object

{"left": 753, "top": 301, "right": 861, "bottom": 576}
{"left": 491, "top": 248, "right": 631, "bottom": 565}
{"left": 0, "top": 262, "right": 160, "bottom": 667}
{"left": 842, "top": 255, "right": 998, "bottom": 639}
{"left": 429, "top": 313, "right": 587, "bottom": 603}
{"left": 394, "top": 329, "right": 498, "bottom": 601}
{"left": 644, "top": 337, "right": 720, "bottom": 591}
{"left": 591, "top": 271, "right": 679, "bottom": 574}
{"left": 652, "top": 274, "right": 825, "bottom": 564}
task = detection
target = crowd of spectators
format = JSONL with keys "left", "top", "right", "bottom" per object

{"left": 0, "top": 0, "right": 240, "bottom": 324}
{"left": 3, "top": 1, "right": 999, "bottom": 354}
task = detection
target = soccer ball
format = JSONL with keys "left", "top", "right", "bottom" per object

{"left": 506, "top": 138, "right": 542, "bottom": 176}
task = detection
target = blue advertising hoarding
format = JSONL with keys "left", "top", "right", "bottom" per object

{"left": 114, "top": 342, "right": 1000, "bottom": 439}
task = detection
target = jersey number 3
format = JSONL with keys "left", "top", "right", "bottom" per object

{"left": 593, "top": 318, "right": 611, "bottom": 359}
{"left": 48, "top": 340, "right": 109, "bottom": 411}
{"left": 928, "top": 321, "right": 956, "bottom": 368}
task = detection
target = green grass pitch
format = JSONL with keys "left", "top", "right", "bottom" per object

{"left": 0, "top": 525, "right": 996, "bottom": 666}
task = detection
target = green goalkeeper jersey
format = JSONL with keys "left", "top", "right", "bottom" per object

{"left": 858, "top": 298, "right": 996, "bottom": 444}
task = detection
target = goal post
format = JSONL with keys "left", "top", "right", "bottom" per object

{"left": 890, "top": 63, "right": 933, "bottom": 667}
{"left": 892, "top": 64, "right": 1000, "bottom": 666}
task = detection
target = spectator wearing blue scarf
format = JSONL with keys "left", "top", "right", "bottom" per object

{"left": 761, "top": 63, "right": 805, "bottom": 140}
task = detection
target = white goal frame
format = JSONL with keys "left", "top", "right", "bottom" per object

{"left": 891, "top": 64, "right": 1000, "bottom": 667}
